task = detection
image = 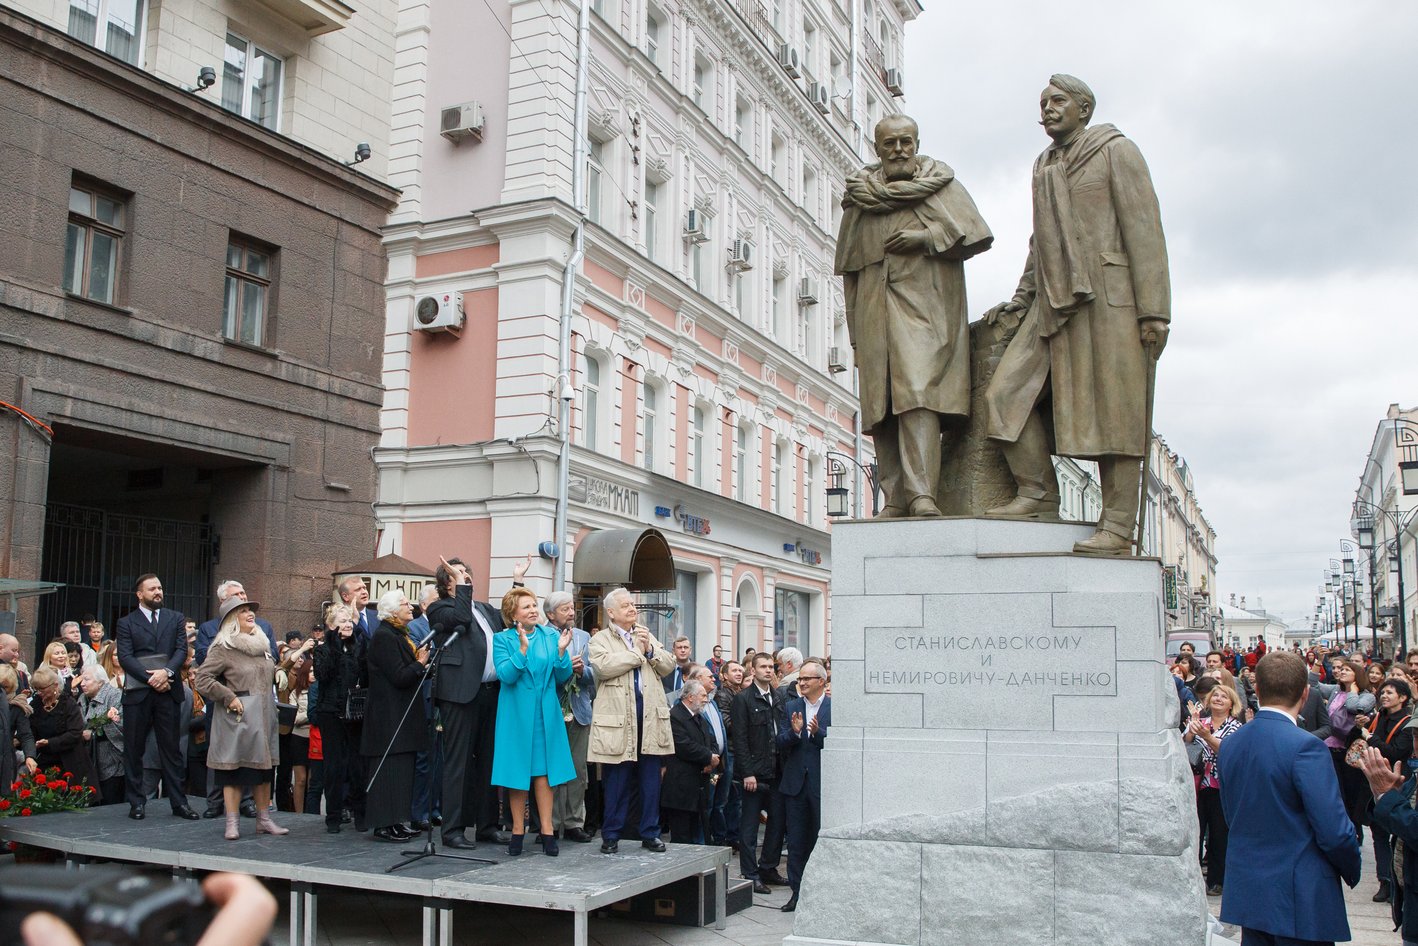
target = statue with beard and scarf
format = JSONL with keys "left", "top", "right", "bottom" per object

{"left": 982, "top": 74, "right": 1171, "bottom": 555}
{"left": 834, "top": 114, "right": 993, "bottom": 518}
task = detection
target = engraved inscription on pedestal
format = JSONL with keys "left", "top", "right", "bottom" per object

{"left": 863, "top": 592, "right": 1115, "bottom": 730}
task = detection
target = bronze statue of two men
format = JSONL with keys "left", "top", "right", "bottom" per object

{"left": 835, "top": 74, "right": 1170, "bottom": 556}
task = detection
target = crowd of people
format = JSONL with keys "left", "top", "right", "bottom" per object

{"left": 1177, "top": 638, "right": 1418, "bottom": 945}
{"left": 2, "top": 559, "right": 829, "bottom": 912}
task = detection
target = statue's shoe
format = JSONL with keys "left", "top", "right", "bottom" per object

{"left": 907, "top": 497, "right": 943, "bottom": 517}
{"left": 878, "top": 504, "right": 907, "bottom": 519}
{"left": 984, "top": 495, "right": 1060, "bottom": 519}
{"left": 1072, "top": 529, "right": 1133, "bottom": 556}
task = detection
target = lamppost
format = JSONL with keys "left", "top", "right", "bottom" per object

{"left": 1354, "top": 497, "right": 1418, "bottom": 661}
{"left": 1329, "top": 559, "right": 1348, "bottom": 646}
{"left": 825, "top": 451, "right": 881, "bottom": 519}
{"left": 1340, "top": 540, "right": 1359, "bottom": 649}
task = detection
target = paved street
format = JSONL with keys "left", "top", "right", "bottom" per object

{"left": 1208, "top": 849, "right": 1393, "bottom": 946}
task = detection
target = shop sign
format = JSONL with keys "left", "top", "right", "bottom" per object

{"left": 580, "top": 475, "right": 639, "bottom": 516}
{"left": 673, "top": 504, "right": 712, "bottom": 536}
{"left": 786, "top": 541, "right": 822, "bottom": 566}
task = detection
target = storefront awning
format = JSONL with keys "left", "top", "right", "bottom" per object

{"left": 572, "top": 528, "right": 674, "bottom": 592}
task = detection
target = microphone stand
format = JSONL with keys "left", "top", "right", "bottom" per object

{"left": 366, "top": 626, "right": 496, "bottom": 872}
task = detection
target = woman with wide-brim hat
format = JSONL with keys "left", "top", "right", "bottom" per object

{"left": 194, "top": 596, "right": 286, "bottom": 841}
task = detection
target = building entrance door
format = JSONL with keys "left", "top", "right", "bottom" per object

{"left": 38, "top": 502, "right": 214, "bottom": 648}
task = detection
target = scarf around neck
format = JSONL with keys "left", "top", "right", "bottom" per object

{"left": 842, "top": 156, "right": 953, "bottom": 214}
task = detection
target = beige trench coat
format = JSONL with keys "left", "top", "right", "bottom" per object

{"left": 194, "top": 643, "right": 278, "bottom": 771}
{"left": 984, "top": 129, "right": 1169, "bottom": 458}
{"left": 586, "top": 627, "right": 675, "bottom": 764}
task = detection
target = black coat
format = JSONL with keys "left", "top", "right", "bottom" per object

{"left": 114, "top": 607, "right": 188, "bottom": 706}
{"left": 360, "top": 622, "right": 429, "bottom": 757}
{"left": 1373, "top": 707, "right": 1415, "bottom": 768}
{"left": 731, "top": 685, "right": 785, "bottom": 782}
{"left": 28, "top": 692, "right": 97, "bottom": 789}
{"left": 0, "top": 697, "right": 37, "bottom": 790}
{"left": 662, "top": 701, "right": 716, "bottom": 811}
{"left": 424, "top": 587, "right": 502, "bottom": 705}
{"left": 313, "top": 632, "right": 367, "bottom": 717}
{"left": 1298, "top": 687, "right": 1333, "bottom": 742}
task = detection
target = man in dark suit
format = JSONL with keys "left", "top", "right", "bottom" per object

{"left": 1298, "top": 685, "right": 1333, "bottom": 743}
{"left": 336, "top": 576, "right": 379, "bottom": 640}
{"left": 662, "top": 680, "right": 718, "bottom": 843}
{"left": 731, "top": 651, "right": 789, "bottom": 893}
{"left": 423, "top": 556, "right": 524, "bottom": 849}
{"left": 775, "top": 657, "right": 829, "bottom": 912}
{"left": 1219, "top": 650, "right": 1360, "bottom": 945}
{"left": 115, "top": 573, "right": 199, "bottom": 820}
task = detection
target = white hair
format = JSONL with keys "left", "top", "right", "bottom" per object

{"left": 377, "top": 589, "right": 408, "bottom": 623}
{"left": 59, "top": 621, "right": 80, "bottom": 634}
{"left": 419, "top": 583, "right": 439, "bottom": 607}
{"left": 545, "top": 590, "right": 575, "bottom": 614}
{"left": 603, "top": 587, "right": 633, "bottom": 612}
{"left": 777, "top": 647, "right": 803, "bottom": 670}
{"left": 681, "top": 680, "right": 706, "bottom": 702}
{"left": 216, "top": 579, "right": 244, "bottom": 602}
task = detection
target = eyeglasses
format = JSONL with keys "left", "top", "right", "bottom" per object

{"left": 798, "top": 675, "right": 825, "bottom": 683}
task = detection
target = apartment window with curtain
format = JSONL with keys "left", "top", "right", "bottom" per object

{"left": 692, "top": 405, "right": 706, "bottom": 488}
{"left": 223, "top": 239, "right": 274, "bottom": 346}
{"left": 64, "top": 182, "right": 126, "bottom": 305}
{"left": 222, "top": 33, "right": 282, "bottom": 130}
{"left": 583, "top": 354, "right": 602, "bottom": 450}
{"left": 68, "top": 0, "right": 144, "bottom": 64}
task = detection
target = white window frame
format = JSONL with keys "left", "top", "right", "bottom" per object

{"left": 222, "top": 31, "right": 284, "bottom": 131}
{"left": 67, "top": 0, "right": 146, "bottom": 66}
{"left": 643, "top": 377, "right": 664, "bottom": 472}
{"left": 643, "top": 178, "right": 660, "bottom": 263}
{"left": 692, "top": 404, "right": 708, "bottom": 488}
{"left": 645, "top": 6, "right": 664, "bottom": 69}
{"left": 587, "top": 138, "right": 606, "bottom": 225}
{"left": 582, "top": 350, "right": 606, "bottom": 451}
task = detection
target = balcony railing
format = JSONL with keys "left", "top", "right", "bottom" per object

{"left": 863, "top": 33, "right": 886, "bottom": 82}
{"left": 732, "top": 0, "right": 784, "bottom": 54}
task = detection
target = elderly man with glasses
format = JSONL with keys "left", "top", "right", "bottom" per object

{"left": 775, "top": 657, "right": 830, "bottom": 912}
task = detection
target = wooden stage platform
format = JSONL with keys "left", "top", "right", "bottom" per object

{"left": 0, "top": 807, "right": 738, "bottom": 946}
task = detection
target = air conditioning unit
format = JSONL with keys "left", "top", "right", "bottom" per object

{"left": 684, "top": 208, "right": 710, "bottom": 244}
{"left": 798, "top": 277, "right": 819, "bottom": 305}
{"left": 809, "top": 83, "right": 830, "bottom": 114}
{"left": 828, "top": 346, "right": 847, "bottom": 373}
{"left": 413, "top": 292, "right": 464, "bottom": 335}
{"left": 884, "top": 68, "right": 904, "bottom": 96}
{"left": 776, "top": 43, "right": 801, "bottom": 79}
{"left": 728, "top": 239, "right": 754, "bottom": 271}
{"left": 440, "top": 102, "right": 485, "bottom": 143}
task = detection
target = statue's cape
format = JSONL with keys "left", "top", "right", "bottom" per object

{"left": 834, "top": 156, "right": 993, "bottom": 274}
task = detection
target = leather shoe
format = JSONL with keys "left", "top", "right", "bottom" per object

{"left": 326, "top": 824, "right": 342, "bottom": 834}
{"left": 781, "top": 896, "right": 798, "bottom": 913}
{"left": 600, "top": 839, "right": 619, "bottom": 854}
{"left": 391, "top": 824, "right": 417, "bottom": 840}
{"left": 430, "top": 815, "right": 443, "bottom": 826}
{"left": 409, "top": 819, "right": 432, "bottom": 832}
{"left": 564, "top": 827, "right": 594, "bottom": 843}
{"left": 172, "top": 806, "right": 201, "bottom": 821}
{"left": 1073, "top": 528, "right": 1132, "bottom": 556}
{"left": 239, "top": 800, "right": 258, "bottom": 819}
{"left": 128, "top": 805, "right": 145, "bottom": 820}
{"left": 476, "top": 828, "right": 511, "bottom": 844}
{"left": 1374, "top": 880, "right": 1392, "bottom": 902}
{"left": 751, "top": 881, "right": 771, "bottom": 895}
{"left": 442, "top": 834, "right": 477, "bottom": 850}
{"left": 760, "top": 868, "right": 789, "bottom": 886}
{"left": 372, "top": 827, "right": 405, "bottom": 843}
{"left": 202, "top": 806, "right": 224, "bottom": 819}
{"left": 641, "top": 837, "right": 667, "bottom": 853}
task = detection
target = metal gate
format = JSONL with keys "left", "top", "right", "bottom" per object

{"left": 38, "top": 503, "right": 213, "bottom": 653}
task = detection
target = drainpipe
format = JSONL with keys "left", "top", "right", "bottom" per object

{"left": 554, "top": 0, "right": 592, "bottom": 590}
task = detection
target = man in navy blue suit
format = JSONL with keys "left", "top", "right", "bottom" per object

{"left": 775, "top": 657, "right": 830, "bottom": 913}
{"left": 115, "top": 574, "right": 200, "bottom": 821}
{"left": 1219, "top": 650, "right": 1361, "bottom": 946}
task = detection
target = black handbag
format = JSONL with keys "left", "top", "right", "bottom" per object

{"left": 343, "top": 686, "right": 367, "bottom": 721}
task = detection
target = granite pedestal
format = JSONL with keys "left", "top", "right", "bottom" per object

{"left": 787, "top": 517, "right": 1207, "bottom": 946}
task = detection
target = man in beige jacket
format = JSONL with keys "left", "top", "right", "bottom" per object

{"left": 588, "top": 587, "right": 675, "bottom": 853}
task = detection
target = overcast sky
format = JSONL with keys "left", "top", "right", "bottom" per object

{"left": 904, "top": 1, "right": 1418, "bottom": 623}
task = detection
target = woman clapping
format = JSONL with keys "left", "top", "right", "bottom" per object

{"left": 360, "top": 591, "right": 430, "bottom": 842}
{"left": 491, "top": 588, "right": 576, "bottom": 856}
{"left": 1185, "top": 683, "right": 1242, "bottom": 897}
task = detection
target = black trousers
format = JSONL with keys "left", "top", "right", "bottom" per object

{"left": 738, "top": 779, "right": 782, "bottom": 879}
{"left": 316, "top": 711, "right": 365, "bottom": 828}
{"left": 784, "top": 786, "right": 821, "bottom": 894}
{"left": 1196, "top": 785, "right": 1228, "bottom": 887}
{"left": 437, "top": 683, "right": 500, "bottom": 840}
{"left": 665, "top": 806, "right": 706, "bottom": 844}
{"left": 123, "top": 694, "right": 187, "bottom": 810}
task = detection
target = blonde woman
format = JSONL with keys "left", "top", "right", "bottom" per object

{"left": 98, "top": 641, "right": 124, "bottom": 689}
{"left": 194, "top": 597, "right": 285, "bottom": 841}
{"left": 1184, "top": 683, "right": 1242, "bottom": 896}
{"left": 42, "top": 640, "right": 74, "bottom": 696}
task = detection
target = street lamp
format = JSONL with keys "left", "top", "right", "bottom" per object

{"left": 1394, "top": 418, "right": 1418, "bottom": 496}
{"left": 1353, "top": 497, "right": 1418, "bottom": 660}
{"left": 824, "top": 450, "right": 881, "bottom": 518}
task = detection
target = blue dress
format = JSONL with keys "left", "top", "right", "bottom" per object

{"left": 491, "top": 626, "right": 576, "bottom": 789}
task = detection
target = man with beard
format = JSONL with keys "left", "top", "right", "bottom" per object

{"left": 834, "top": 113, "right": 993, "bottom": 517}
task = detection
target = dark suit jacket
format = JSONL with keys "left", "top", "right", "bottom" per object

{"left": 731, "top": 685, "right": 786, "bottom": 782}
{"left": 1298, "top": 687, "right": 1333, "bottom": 742}
{"left": 425, "top": 586, "right": 502, "bottom": 705}
{"left": 360, "top": 621, "right": 430, "bottom": 757}
{"left": 115, "top": 607, "right": 188, "bottom": 705}
{"left": 662, "top": 701, "right": 716, "bottom": 811}
{"left": 1218, "top": 710, "right": 1361, "bottom": 940}
{"left": 775, "top": 696, "right": 829, "bottom": 798}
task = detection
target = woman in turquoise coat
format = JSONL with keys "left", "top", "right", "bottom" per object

{"left": 492, "top": 587, "right": 576, "bottom": 856}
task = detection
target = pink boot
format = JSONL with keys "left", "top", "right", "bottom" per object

{"left": 224, "top": 813, "right": 240, "bottom": 841}
{"left": 257, "top": 811, "right": 289, "bottom": 836}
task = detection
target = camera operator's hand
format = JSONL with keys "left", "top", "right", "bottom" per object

{"left": 21, "top": 872, "right": 277, "bottom": 946}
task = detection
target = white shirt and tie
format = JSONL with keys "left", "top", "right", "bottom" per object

{"left": 470, "top": 604, "right": 499, "bottom": 683}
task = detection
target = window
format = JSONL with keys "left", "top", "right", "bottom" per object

{"left": 773, "top": 441, "right": 785, "bottom": 513}
{"left": 645, "top": 8, "right": 663, "bottom": 69}
{"left": 223, "top": 240, "right": 272, "bottom": 346}
{"left": 803, "top": 22, "right": 816, "bottom": 77}
{"left": 64, "top": 183, "right": 125, "bottom": 305}
{"left": 222, "top": 33, "right": 282, "bottom": 130}
{"left": 68, "top": 0, "right": 144, "bottom": 64}
{"left": 644, "top": 179, "right": 660, "bottom": 263}
{"left": 802, "top": 163, "right": 818, "bottom": 216}
{"left": 804, "top": 456, "right": 815, "bottom": 525}
{"left": 771, "top": 0, "right": 783, "bottom": 33}
{"left": 735, "top": 423, "right": 751, "bottom": 501}
{"left": 692, "top": 54, "right": 712, "bottom": 111}
{"left": 643, "top": 381, "right": 660, "bottom": 471}
{"left": 772, "top": 274, "right": 787, "bottom": 339}
{"left": 734, "top": 96, "right": 750, "bottom": 152}
{"left": 798, "top": 300, "right": 812, "bottom": 359}
{"left": 583, "top": 354, "right": 602, "bottom": 449}
{"left": 770, "top": 133, "right": 785, "bottom": 181}
{"left": 693, "top": 211, "right": 710, "bottom": 292}
{"left": 692, "top": 406, "right": 706, "bottom": 488}
{"left": 774, "top": 587, "right": 809, "bottom": 651}
{"left": 587, "top": 139, "right": 605, "bottom": 224}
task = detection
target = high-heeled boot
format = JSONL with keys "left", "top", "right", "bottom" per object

{"left": 224, "top": 812, "right": 240, "bottom": 841}
{"left": 257, "top": 810, "right": 289, "bottom": 836}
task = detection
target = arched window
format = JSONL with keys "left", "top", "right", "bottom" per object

{"left": 735, "top": 422, "right": 751, "bottom": 501}
{"left": 643, "top": 379, "right": 659, "bottom": 472}
{"left": 692, "top": 405, "right": 707, "bottom": 488}
{"left": 582, "top": 352, "right": 604, "bottom": 451}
